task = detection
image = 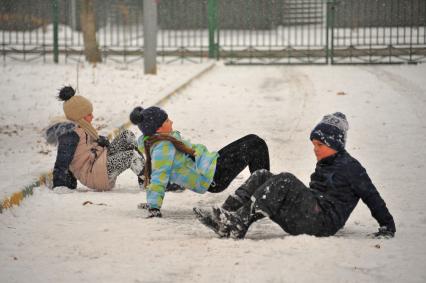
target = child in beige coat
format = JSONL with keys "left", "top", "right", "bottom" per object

{"left": 49, "top": 86, "right": 144, "bottom": 191}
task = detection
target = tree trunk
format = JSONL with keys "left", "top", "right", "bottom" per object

{"left": 80, "top": 0, "right": 102, "bottom": 63}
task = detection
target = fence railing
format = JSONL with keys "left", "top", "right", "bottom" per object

{"left": 216, "top": 0, "right": 328, "bottom": 64}
{"left": 330, "top": 0, "right": 426, "bottom": 64}
{"left": 1, "top": 0, "right": 425, "bottom": 65}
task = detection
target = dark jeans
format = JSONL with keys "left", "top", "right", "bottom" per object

{"left": 208, "top": 134, "right": 270, "bottom": 193}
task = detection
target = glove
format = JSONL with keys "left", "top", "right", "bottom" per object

{"left": 97, "top": 135, "right": 110, "bottom": 147}
{"left": 147, "top": 208, "right": 162, "bottom": 218}
{"left": 137, "top": 202, "right": 149, "bottom": 210}
{"left": 372, "top": 226, "right": 395, "bottom": 239}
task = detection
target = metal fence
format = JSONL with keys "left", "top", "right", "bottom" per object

{"left": 331, "top": 0, "right": 426, "bottom": 64}
{"left": 0, "top": 0, "right": 211, "bottom": 64}
{"left": 1, "top": 0, "right": 425, "bottom": 65}
{"left": 216, "top": 0, "right": 328, "bottom": 64}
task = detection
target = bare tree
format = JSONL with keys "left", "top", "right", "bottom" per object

{"left": 80, "top": 0, "right": 102, "bottom": 63}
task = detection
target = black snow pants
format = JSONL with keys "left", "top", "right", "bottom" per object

{"left": 234, "top": 169, "right": 337, "bottom": 236}
{"left": 207, "top": 134, "right": 270, "bottom": 193}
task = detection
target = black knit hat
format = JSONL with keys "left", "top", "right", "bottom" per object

{"left": 130, "top": 106, "right": 168, "bottom": 136}
{"left": 310, "top": 112, "right": 349, "bottom": 151}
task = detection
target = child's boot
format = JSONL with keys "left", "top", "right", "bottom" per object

{"left": 221, "top": 201, "right": 264, "bottom": 239}
{"left": 221, "top": 194, "right": 244, "bottom": 211}
{"left": 193, "top": 207, "right": 230, "bottom": 237}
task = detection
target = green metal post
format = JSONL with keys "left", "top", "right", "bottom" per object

{"left": 208, "top": 0, "right": 218, "bottom": 59}
{"left": 52, "top": 0, "right": 59, "bottom": 63}
{"left": 326, "top": 0, "right": 336, "bottom": 64}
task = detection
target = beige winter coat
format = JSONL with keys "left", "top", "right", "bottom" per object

{"left": 69, "top": 127, "right": 115, "bottom": 191}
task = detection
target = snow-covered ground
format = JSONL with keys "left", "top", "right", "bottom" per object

{"left": 1, "top": 60, "right": 426, "bottom": 283}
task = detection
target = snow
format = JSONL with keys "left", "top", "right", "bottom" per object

{"left": 1, "top": 59, "right": 426, "bottom": 282}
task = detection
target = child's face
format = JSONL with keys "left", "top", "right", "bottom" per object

{"left": 83, "top": 113, "right": 94, "bottom": 123}
{"left": 312, "top": 139, "right": 337, "bottom": 161}
{"left": 156, "top": 118, "right": 173, "bottom": 134}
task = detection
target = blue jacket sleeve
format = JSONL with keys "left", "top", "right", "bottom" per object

{"left": 53, "top": 131, "right": 79, "bottom": 189}
{"left": 146, "top": 141, "right": 176, "bottom": 209}
{"left": 350, "top": 165, "right": 395, "bottom": 232}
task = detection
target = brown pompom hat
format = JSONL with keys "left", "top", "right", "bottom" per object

{"left": 58, "top": 86, "right": 99, "bottom": 140}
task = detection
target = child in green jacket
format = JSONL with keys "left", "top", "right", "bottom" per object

{"left": 130, "top": 106, "right": 270, "bottom": 218}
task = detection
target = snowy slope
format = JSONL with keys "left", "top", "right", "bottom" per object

{"left": 1, "top": 62, "right": 426, "bottom": 283}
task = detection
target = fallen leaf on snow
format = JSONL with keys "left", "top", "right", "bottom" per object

{"left": 83, "top": 201, "right": 107, "bottom": 206}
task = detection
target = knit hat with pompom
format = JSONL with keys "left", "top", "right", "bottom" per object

{"left": 58, "top": 86, "right": 98, "bottom": 140}
{"left": 130, "top": 106, "right": 168, "bottom": 136}
{"left": 310, "top": 112, "right": 349, "bottom": 152}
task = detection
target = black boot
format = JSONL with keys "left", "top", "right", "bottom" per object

{"left": 222, "top": 194, "right": 244, "bottom": 211}
{"left": 223, "top": 202, "right": 254, "bottom": 239}
{"left": 194, "top": 202, "right": 256, "bottom": 239}
{"left": 222, "top": 200, "right": 266, "bottom": 239}
{"left": 193, "top": 207, "right": 230, "bottom": 237}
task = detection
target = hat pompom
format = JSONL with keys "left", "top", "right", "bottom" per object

{"left": 130, "top": 106, "right": 144, "bottom": 125}
{"left": 333, "top": 112, "right": 346, "bottom": 120}
{"left": 58, "top": 86, "right": 76, "bottom": 101}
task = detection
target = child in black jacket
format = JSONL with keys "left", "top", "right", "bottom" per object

{"left": 194, "top": 112, "right": 396, "bottom": 239}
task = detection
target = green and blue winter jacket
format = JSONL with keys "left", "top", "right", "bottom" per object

{"left": 137, "top": 131, "right": 219, "bottom": 209}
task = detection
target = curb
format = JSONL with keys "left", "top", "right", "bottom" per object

{"left": 0, "top": 61, "right": 216, "bottom": 214}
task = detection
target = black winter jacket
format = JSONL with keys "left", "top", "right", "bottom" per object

{"left": 46, "top": 121, "right": 80, "bottom": 189}
{"left": 53, "top": 131, "right": 79, "bottom": 189}
{"left": 309, "top": 150, "right": 395, "bottom": 233}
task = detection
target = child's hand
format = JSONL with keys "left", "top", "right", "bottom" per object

{"left": 137, "top": 202, "right": 149, "bottom": 210}
{"left": 147, "top": 208, "right": 162, "bottom": 218}
{"left": 371, "top": 226, "right": 395, "bottom": 239}
{"left": 97, "top": 135, "right": 110, "bottom": 147}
